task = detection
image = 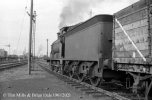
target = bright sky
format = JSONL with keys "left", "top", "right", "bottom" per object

{"left": 0, "top": 0, "right": 139, "bottom": 56}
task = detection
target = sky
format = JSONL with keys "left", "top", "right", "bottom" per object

{"left": 0, "top": 0, "right": 139, "bottom": 56}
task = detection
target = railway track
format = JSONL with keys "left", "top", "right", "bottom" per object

{"left": 37, "top": 61, "right": 145, "bottom": 100}
{"left": 0, "top": 60, "right": 27, "bottom": 70}
{"left": 0, "top": 60, "right": 19, "bottom": 65}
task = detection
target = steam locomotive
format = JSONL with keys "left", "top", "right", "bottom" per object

{"left": 50, "top": 0, "right": 152, "bottom": 99}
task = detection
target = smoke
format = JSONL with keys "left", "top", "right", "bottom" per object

{"left": 59, "top": 0, "right": 103, "bottom": 28}
{"left": 59, "top": 0, "right": 140, "bottom": 28}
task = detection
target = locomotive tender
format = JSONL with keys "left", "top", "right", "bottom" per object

{"left": 50, "top": 0, "right": 152, "bottom": 99}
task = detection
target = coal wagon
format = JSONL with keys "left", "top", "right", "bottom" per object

{"left": 113, "top": 0, "right": 152, "bottom": 99}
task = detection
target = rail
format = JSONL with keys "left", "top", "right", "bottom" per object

{"left": 0, "top": 60, "right": 27, "bottom": 70}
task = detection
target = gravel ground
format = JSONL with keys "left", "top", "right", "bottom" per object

{"left": 0, "top": 63, "right": 111, "bottom": 100}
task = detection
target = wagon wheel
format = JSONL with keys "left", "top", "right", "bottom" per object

{"left": 145, "top": 81, "right": 152, "bottom": 100}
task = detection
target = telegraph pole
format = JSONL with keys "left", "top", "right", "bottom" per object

{"left": 33, "top": 11, "right": 36, "bottom": 60}
{"left": 28, "top": 0, "right": 33, "bottom": 75}
{"left": 47, "top": 39, "right": 48, "bottom": 57}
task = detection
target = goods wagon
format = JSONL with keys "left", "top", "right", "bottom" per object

{"left": 113, "top": 0, "right": 152, "bottom": 73}
{"left": 113, "top": 0, "right": 152, "bottom": 99}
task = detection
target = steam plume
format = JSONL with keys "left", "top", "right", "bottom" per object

{"left": 59, "top": 0, "right": 102, "bottom": 28}
{"left": 59, "top": 0, "right": 140, "bottom": 29}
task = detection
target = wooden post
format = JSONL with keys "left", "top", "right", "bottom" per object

{"left": 28, "top": 0, "right": 33, "bottom": 75}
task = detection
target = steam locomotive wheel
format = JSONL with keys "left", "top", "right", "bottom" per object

{"left": 89, "top": 64, "right": 101, "bottom": 86}
{"left": 78, "top": 73, "right": 85, "bottom": 82}
{"left": 68, "top": 62, "right": 78, "bottom": 79}
{"left": 54, "top": 66, "right": 58, "bottom": 72}
{"left": 69, "top": 71, "right": 74, "bottom": 78}
{"left": 90, "top": 76, "right": 101, "bottom": 86}
{"left": 51, "top": 66, "right": 55, "bottom": 71}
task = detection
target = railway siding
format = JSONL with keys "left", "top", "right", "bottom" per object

{"left": 37, "top": 61, "right": 144, "bottom": 100}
